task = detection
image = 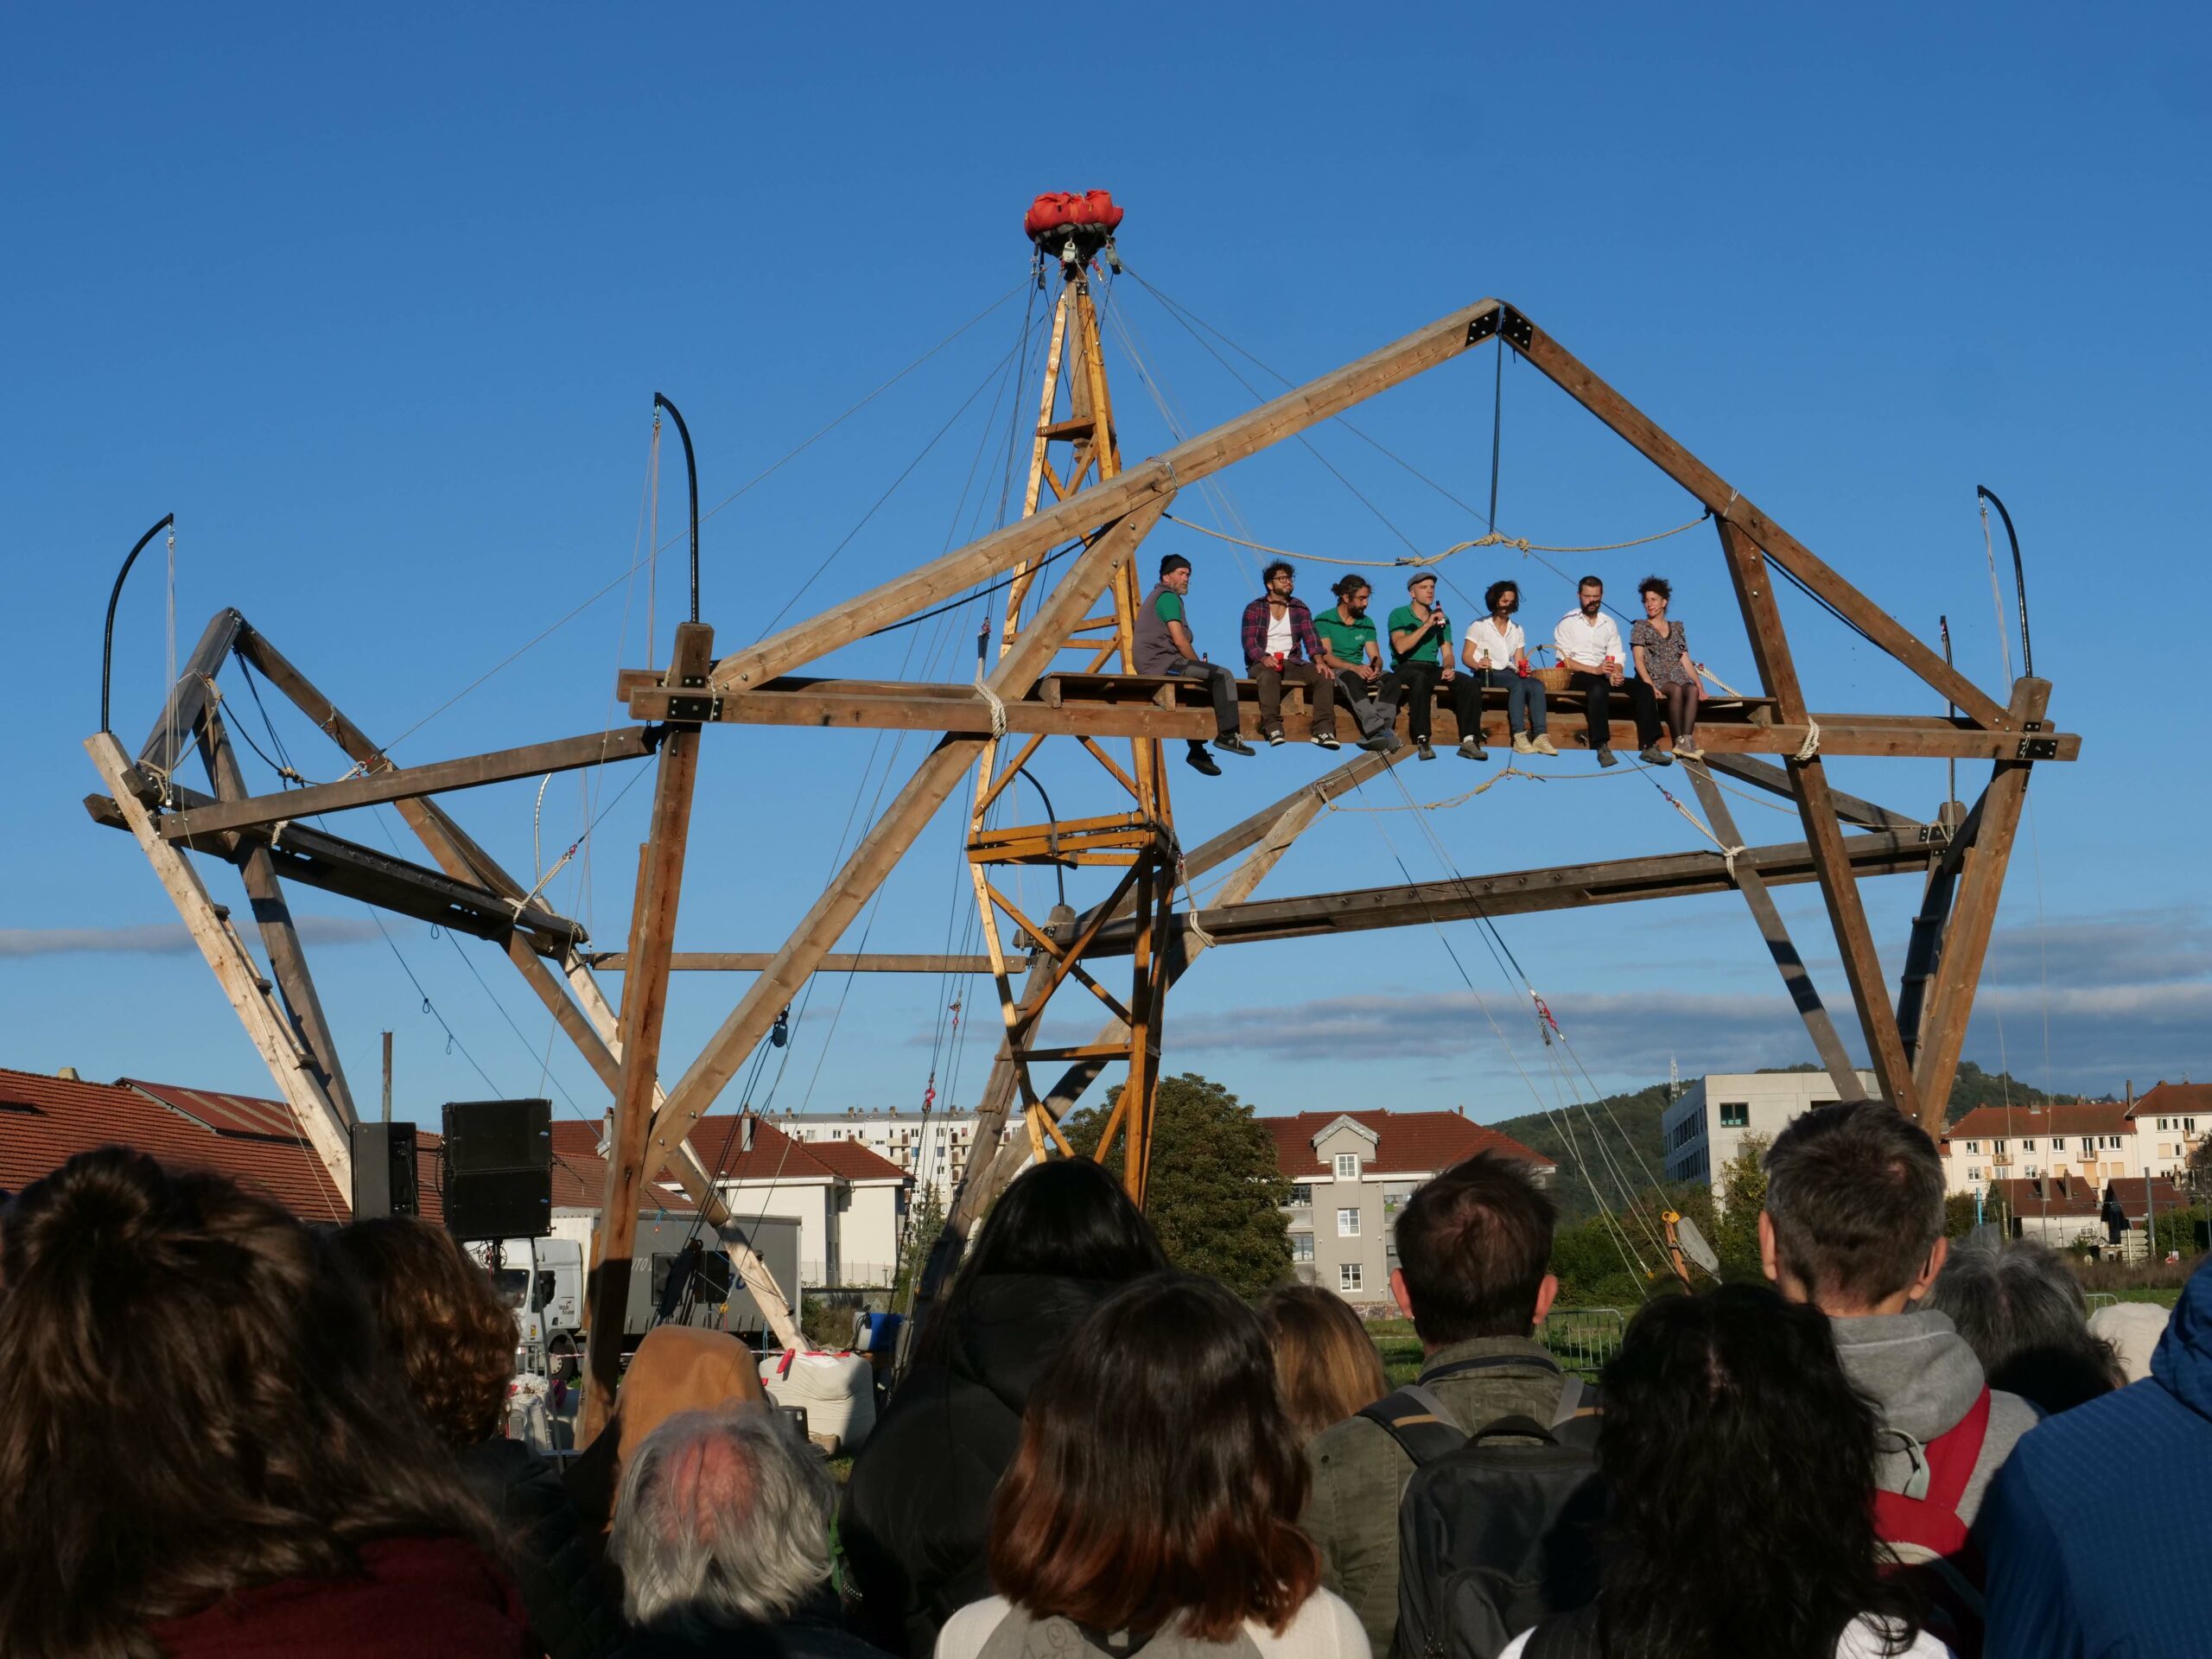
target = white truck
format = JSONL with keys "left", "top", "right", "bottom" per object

{"left": 467, "top": 1236, "right": 586, "bottom": 1372}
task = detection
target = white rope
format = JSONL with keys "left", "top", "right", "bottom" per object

{"left": 1980, "top": 499, "right": 2015, "bottom": 685}
{"left": 973, "top": 676, "right": 1008, "bottom": 741}
{"left": 1696, "top": 662, "right": 1748, "bottom": 697}
{"left": 1653, "top": 780, "right": 1747, "bottom": 882}
{"left": 1176, "top": 849, "right": 1217, "bottom": 950}
{"left": 1795, "top": 717, "right": 1821, "bottom": 761}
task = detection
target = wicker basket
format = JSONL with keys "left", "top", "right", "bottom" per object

{"left": 1528, "top": 665, "right": 1575, "bottom": 693}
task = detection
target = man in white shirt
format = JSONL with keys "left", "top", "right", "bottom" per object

{"left": 1553, "top": 575, "right": 1665, "bottom": 768}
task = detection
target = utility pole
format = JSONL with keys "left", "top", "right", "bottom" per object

{"left": 381, "top": 1030, "right": 393, "bottom": 1124}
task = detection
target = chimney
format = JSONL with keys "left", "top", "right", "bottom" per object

{"left": 741, "top": 1113, "right": 754, "bottom": 1155}
{"left": 55, "top": 1066, "right": 80, "bottom": 1082}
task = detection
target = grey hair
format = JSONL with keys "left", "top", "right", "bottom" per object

{"left": 608, "top": 1406, "right": 836, "bottom": 1634}
{"left": 1923, "top": 1236, "right": 2124, "bottom": 1410}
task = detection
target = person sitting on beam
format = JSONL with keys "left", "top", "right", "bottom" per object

{"left": 1135, "top": 552, "right": 1255, "bottom": 777}
{"left": 1241, "top": 560, "right": 1340, "bottom": 752}
{"left": 1554, "top": 573, "right": 1666, "bottom": 768}
{"left": 1387, "top": 573, "right": 1459, "bottom": 763}
{"left": 1312, "top": 575, "right": 1402, "bottom": 753}
{"left": 1462, "top": 579, "right": 1555, "bottom": 759}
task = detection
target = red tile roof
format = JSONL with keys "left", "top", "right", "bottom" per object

{"left": 1943, "top": 1102, "right": 2134, "bottom": 1142}
{"left": 804, "top": 1137, "right": 911, "bottom": 1183}
{"left": 1266, "top": 1109, "right": 1554, "bottom": 1180}
{"left": 1983, "top": 1174, "right": 2188, "bottom": 1222}
{"left": 543, "top": 1114, "right": 912, "bottom": 1210}
{"left": 2129, "top": 1083, "right": 2212, "bottom": 1121}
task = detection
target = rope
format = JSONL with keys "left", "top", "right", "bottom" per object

{"left": 1173, "top": 840, "right": 1217, "bottom": 950}
{"left": 1649, "top": 777, "right": 1747, "bottom": 882}
{"left": 1160, "top": 510, "right": 1711, "bottom": 569}
{"left": 1697, "top": 663, "right": 1748, "bottom": 697}
{"left": 1795, "top": 717, "right": 1821, "bottom": 761}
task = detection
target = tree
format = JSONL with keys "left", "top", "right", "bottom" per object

{"left": 1710, "top": 1135, "right": 1770, "bottom": 1278}
{"left": 892, "top": 1182, "right": 945, "bottom": 1306}
{"left": 1064, "top": 1072, "right": 1292, "bottom": 1299}
{"left": 2187, "top": 1139, "right": 2212, "bottom": 1210}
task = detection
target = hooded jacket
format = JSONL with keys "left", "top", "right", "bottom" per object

{"left": 838, "top": 1274, "right": 1118, "bottom": 1659}
{"left": 1978, "top": 1263, "right": 2212, "bottom": 1658}
{"left": 1827, "top": 1307, "right": 2039, "bottom": 1522}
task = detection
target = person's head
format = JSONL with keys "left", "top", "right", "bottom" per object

{"left": 1391, "top": 1152, "right": 1559, "bottom": 1351}
{"left": 0, "top": 1148, "right": 493, "bottom": 1654}
{"left": 989, "top": 1273, "right": 1319, "bottom": 1640}
{"left": 1595, "top": 1284, "right": 1914, "bottom": 1657}
{"left": 1332, "top": 574, "right": 1371, "bottom": 616}
{"left": 1407, "top": 573, "right": 1437, "bottom": 606}
{"left": 1923, "top": 1236, "right": 2124, "bottom": 1414}
{"left": 1262, "top": 559, "right": 1295, "bottom": 594}
{"left": 1638, "top": 575, "right": 1671, "bottom": 617}
{"left": 1484, "top": 580, "right": 1519, "bottom": 617}
{"left": 609, "top": 1408, "right": 835, "bottom": 1637}
{"left": 331, "top": 1216, "right": 516, "bottom": 1451}
{"left": 1760, "top": 1101, "right": 1948, "bottom": 1315}
{"left": 1576, "top": 575, "right": 1604, "bottom": 616}
{"left": 1259, "top": 1284, "right": 1389, "bottom": 1443}
{"left": 1158, "top": 553, "right": 1192, "bottom": 594}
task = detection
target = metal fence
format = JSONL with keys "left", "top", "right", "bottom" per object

{"left": 2084, "top": 1292, "right": 2120, "bottom": 1312}
{"left": 1544, "top": 1307, "right": 1626, "bottom": 1378}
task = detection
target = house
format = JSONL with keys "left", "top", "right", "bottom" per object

{"left": 2127, "top": 1081, "right": 2210, "bottom": 1178}
{"left": 1266, "top": 1109, "right": 1554, "bottom": 1304}
{"left": 1940, "top": 1102, "right": 2139, "bottom": 1194}
{"left": 1977, "top": 1174, "right": 2190, "bottom": 1255}
{"left": 775, "top": 1108, "right": 1014, "bottom": 1205}
{"left": 1662, "top": 1071, "right": 1880, "bottom": 1193}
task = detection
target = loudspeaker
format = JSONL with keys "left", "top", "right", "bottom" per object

{"left": 351, "top": 1122, "right": 419, "bottom": 1221}
{"left": 442, "top": 1098, "right": 552, "bottom": 1242}
{"left": 442, "top": 1098, "right": 551, "bottom": 1174}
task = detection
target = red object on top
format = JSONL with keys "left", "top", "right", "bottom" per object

{"left": 1024, "top": 189, "right": 1126, "bottom": 240}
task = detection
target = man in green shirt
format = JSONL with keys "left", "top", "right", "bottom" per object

{"left": 1313, "top": 575, "right": 1402, "bottom": 753}
{"left": 1132, "top": 553, "right": 1254, "bottom": 776}
{"left": 1386, "top": 573, "right": 1460, "bottom": 762}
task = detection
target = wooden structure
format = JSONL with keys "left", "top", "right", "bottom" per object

{"left": 87, "top": 251, "right": 2074, "bottom": 1421}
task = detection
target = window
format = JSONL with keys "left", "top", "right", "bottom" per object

{"left": 2025, "top": 1166, "right": 2041, "bottom": 1178}
{"left": 2022, "top": 1139, "right": 2037, "bottom": 1152}
{"left": 1288, "top": 1183, "right": 1313, "bottom": 1208}
{"left": 1719, "top": 1101, "right": 1749, "bottom": 1128}
{"left": 1382, "top": 1184, "right": 1415, "bottom": 1223}
{"left": 1994, "top": 1140, "right": 2007, "bottom": 1153}
{"left": 2158, "top": 1118, "right": 2170, "bottom": 1132}
{"left": 1292, "top": 1233, "right": 1314, "bottom": 1263}
{"left": 1338, "top": 1208, "right": 1361, "bottom": 1237}
{"left": 1334, "top": 1152, "right": 1361, "bottom": 1179}
{"left": 2188, "top": 1119, "right": 2199, "bottom": 1134}
{"left": 1968, "top": 1167, "right": 1981, "bottom": 1181}
{"left": 1340, "top": 1262, "right": 1364, "bottom": 1294}
{"left": 2106, "top": 1136, "right": 2123, "bottom": 1150}
{"left": 1965, "top": 1140, "right": 1980, "bottom": 1154}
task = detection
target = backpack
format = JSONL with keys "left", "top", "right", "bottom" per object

{"left": 1360, "top": 1357, "right": 1606, "bottom": 1659}
{"left": 1872, "top": 1386, "right": 1991, "bottom": 1659}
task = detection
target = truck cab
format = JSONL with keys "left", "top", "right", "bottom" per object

{"left": 467, "top": 1236, "right": 584, "bottom": 1370}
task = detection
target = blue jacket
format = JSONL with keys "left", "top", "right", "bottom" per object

{"left": 1979, "top": 1262, "right": 2212, "bottom": 1658}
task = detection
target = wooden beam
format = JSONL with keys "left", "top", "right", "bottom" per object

{"left": 1698, "top": 753, "right": 1924, "bottom": 835}
{"left": 583, "top": 623, "right": 712, "bottom": 1434}
{"left": 1683, "top": 761, "right": 1863, "bottom": 1100}
{"left": 138, "top": 607, "right": 246, "bottom": 779}
{"left": 586, "top": 951, "right": 1000, "bottom": 974}
{"left": 158, "top": 725, "right": 658, "bottom": 839}
{"left": 1513, "top": 315, "right": 2012, "bottom": 730}
{"left": 200, "top": 712, "right": 359, "bottom": 1125}
{"left": 706, "top": 303, "right": 1503, "bottom": 693}
{"left": 85, "top": 730, "right": 353, "bottom": 1194}
{"left": 639, "top": 496, "right": 1171, "bottom": 1190}
{"left": 1897, "top": 794, "right": 1980, "bottom": 1071}
{"left": 1911, "top": 679, "right": 2050, "bottom": 1128}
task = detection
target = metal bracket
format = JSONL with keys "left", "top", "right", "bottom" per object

{"left": 2014, "top": 735, "right": 2058, "bottom": 760}
{"left": 1916, "top": 822, "right": 1954, "bottom": 844}
{"left": 1466, "top": 310, "right": 1500, "bottom": 346}
{"left": 1498, "top": 304, "right": 1535, "bottom": 350}
{"left": 665, "top": 696, "right": 722, "bottom": 723}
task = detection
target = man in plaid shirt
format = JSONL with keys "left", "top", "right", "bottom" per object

{"left": 1240, "top": 561, "right": 1340, "bottom": 748}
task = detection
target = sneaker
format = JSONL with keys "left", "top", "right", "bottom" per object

{"left": 1186, "top": 747, "right": 1223, "bottom": 776}
{"left": 1512, "top": 734, "right": 1537, "bottom": 756}
{"left": 1313, "top": 732, "right": 1342, "bottom": 750}
{"left": 1416, "top": 741, "right": 1437, "bottom": 761}
{"left": 1675, "top": 741, "right": 1705, "bottom": 760}
{"left": 1456, "top": 739, "right": 1489, "bottom": 761}
{"left": 1533, "top": 734, "right": 1559, "bottom": 756}
{"left": 1356, "top": 731, "right": 1394, "bottom": 753}
{"left": 1595, "top": 747, "right": 1618, "bottom": 768}
{"left": 1214, "top": 734, "right": 1256, "bottom": 758}
{"left": 1639, "top": 745, "right": 1674, "bottom": 767}
{"left": 1265, "top": 729, "right": 1287, "bottom": 747}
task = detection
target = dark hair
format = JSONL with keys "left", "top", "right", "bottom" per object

{"left": 0, "top": 1148, "right": 498, "bottom": 1655}
{"left": 1764, "top": 1102, "right": 1946, "bottom": 1307}
{"left": 1923, "top": 1236, "right": 2124, "bottom": 1414}
{"left": 1637, "top": 575, "right": 1671, "bottom": 603}
{"left": 1332, "top": 574, "right": 1370, "bottom": 601}
{"left": 1577, "top": 574, "right": 1603, "bottom": 593}
{"left": 989, "top": 1273, "right": 1320, "bottom": 1639}
{"left": 1158, "top": 553, "right": 1192, "bottom": 578}
{"left": 1260, "top": 1284, "right": 1389, "bottom": 1442}
{"left": 333, "top": 1216, "right": 518, "bottom": 1450}
{"left": 1262, "top": 559, "right": 1294, "bottom": 583}
{"left": 1595, "top": 1285, "right": 1919, "bottom": 1658}
{"left": 1394, "top": 1152, "right": 1555, "bottom": 1344}
{"left": 920, "top": 1159, "right": 1166, "bottom": 1363}
{"left": 1483, "top": 580, "right": 1519, "bottom": 613}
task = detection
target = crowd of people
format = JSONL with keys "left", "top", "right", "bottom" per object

{"left": 1133, "top": 552, "right": 1709, "bottom": 774}
{"left": 1, "top": 1101, "right": 2207, "bottom": 1659}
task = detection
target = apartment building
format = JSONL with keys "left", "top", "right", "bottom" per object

{"left": 776, "top": 1108, "right": 1018, "bottom": 1206}
{"left": 2128, "top": 1081, "right": 2209, "bottom": 1177}
{"left": 1267, "top": 1109, "right": 1554, "bottom": 1305}
{"left": 1661, "top": 1071, "right": 1880, "bottom": 1194}
{"left": 1940, "top": 1102, "right": 2139, "bottom": 1193}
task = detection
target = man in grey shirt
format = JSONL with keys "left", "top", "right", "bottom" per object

{"left": 1134, "top": 553, "right": 1254, "bottom": 776}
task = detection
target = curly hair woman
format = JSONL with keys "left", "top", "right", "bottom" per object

{"left": 938, "top": 1272, "right": 1362, "bottom": 1659}
{"left": 1503, "top": 1283, "right": 1941, "bottom": 1659}
{"left": 0, "top": 1147, "right": 529, "bottom": 1659}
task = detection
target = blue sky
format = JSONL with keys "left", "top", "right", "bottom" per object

{"left": 4, "top": 3, "right": 2206, "bottom": 1141}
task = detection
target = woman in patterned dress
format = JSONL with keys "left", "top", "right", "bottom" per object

{"left": 1630, "top": 575, "right": 1703, "bottom": 760}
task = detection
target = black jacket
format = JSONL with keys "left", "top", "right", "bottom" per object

{"left": 838, "top": 1274, "right": 1119, "bottom": 1659}
{"left": 458, "top": 1434, "right": 625, "bottom": 1659}
{"left": 620, "top": 1605, "right": 892, "bottom": 1659}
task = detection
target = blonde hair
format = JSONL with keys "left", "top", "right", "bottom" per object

{"left": 1259, "top": 1284, "right": 1389, "bottom": 1442}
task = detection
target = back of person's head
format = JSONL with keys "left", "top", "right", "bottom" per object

{"left": 332, "top": 1215, "right": 518, "bottom": 1451}
{"left": 1597, "top": 1284, "right": 1916, "bottom": 1659}
{"left": 1763, "top": 1101, "right": 1945, "bottom": 1309}
{"left": 1924, "top": 1236, "right": 2123, "bottom": 1414}
{"left": 1259, "top": 1284, "right": 1388, "bottom": 1442}
{"left": 0, "top": 1147, "right": 493, "bottom": 1655}
{"left": 1393, "top": 1151, "right": 1556, "bottom": 1344}
{"left": 610, "top": 1408, "right": 834, "bottom": 1636}
{"left": 990, "top": 1272, "right": 1319, "bottom": 1641}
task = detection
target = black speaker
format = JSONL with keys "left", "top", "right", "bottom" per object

{"left": 351, "top": 1122, "right": 419, "bottom": 1221}
{"left": 444, "top": 1169, "right": 553, "bottom": 1241}
{"left": 443, "top": 1098, "right": 551, "bottom": 1174}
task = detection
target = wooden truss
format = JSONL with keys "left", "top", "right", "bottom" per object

{"left": 89, "top": 291, "right": 2074, "bottom": 1419}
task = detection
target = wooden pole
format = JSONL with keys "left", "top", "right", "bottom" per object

{"left": 582, "top": 621, "right": 712, "bottom": 1437}
{"left": 1897, "top": 794, "right": 1979, "bottom": 1071}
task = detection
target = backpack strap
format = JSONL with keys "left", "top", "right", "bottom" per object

{"left": 1417, "top": 1351, "right": 1564, "bottom": 1389}
{"left": 1923, "top": 1387, "right": 1992, "bottom": 1514}
{"left": 1357, "top": 1383, "right": 1467, "bottom": 1466}
{"left": 1551, "top": 1376, "right": 1585, "bottom": 1427}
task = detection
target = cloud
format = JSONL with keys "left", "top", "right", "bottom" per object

{"left": 1979, "top": 906, "right": 2212, "bottom": 990}
{"left": 0, "top": 916, "right": 392, "bottom": 958}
